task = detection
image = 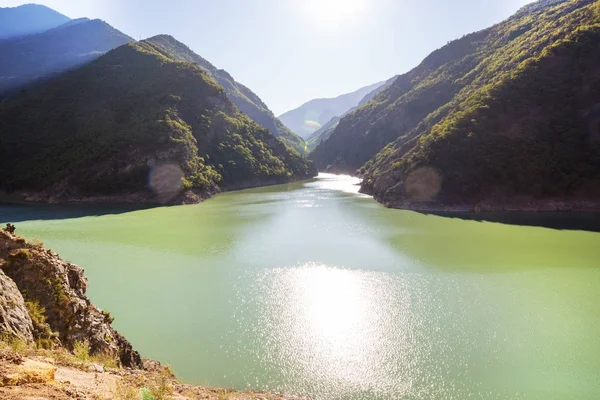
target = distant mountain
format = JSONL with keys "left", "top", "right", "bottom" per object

{"left": 0, "top": 19, "right": 133, "bottom": 94}
{"left": 278, "top": 81, "right": 389, "bottom": 139}
{"left": 145, "top": 35, "right": 305, "bottom": 154}
{"left": 0, "top": 4, "right": 69, "bottom": 39}
{"left": 305, "top": 76, "right": 397, "bottom": 151}
{"left": 311, "top": 0, "right": 600, "bottom": 212}
{"left": 0, "top": 40, "right": 316, "bottom": 204}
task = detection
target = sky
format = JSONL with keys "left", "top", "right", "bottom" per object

{"left": 2, "top": 0, "right": 533, "bottom": 115}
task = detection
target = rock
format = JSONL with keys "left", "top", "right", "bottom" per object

{"left": 0, "top": 269, "right": 33, "bottom": 343}
{"left": 0, "top": 230, "right": 142, "bottom": 368}
{"left": 86, "top": 363, "right": 104, "bottom": 373}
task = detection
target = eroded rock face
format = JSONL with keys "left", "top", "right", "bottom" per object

{"left": 0, "top": 270, "right": 33, "bottom": 343}
{"left": 0, "top": 230, "right": 142, "bottom": 368}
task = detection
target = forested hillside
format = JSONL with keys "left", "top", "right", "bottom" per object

{"left": 145, "top": 35, "right": 305, "bottom": 154}
{"left": 311, "top": 0, "right": 600, "bottom": 211}
{"left": 0, "top": 40, "right": 316, "bottom": 204}
{"left": 305, "top": 76, "right": 397, "bottom": 151}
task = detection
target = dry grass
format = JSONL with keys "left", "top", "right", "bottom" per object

{"left": 0, "top": 336, "right": 119, "bottom": 372}
{"left": 113, "top": 381, "right": 140, "bottom": 400}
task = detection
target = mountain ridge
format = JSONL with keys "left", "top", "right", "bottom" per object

{"left": 0, "top": 39, "right": 316, "bottom": 204}
{"left": 311, "top": 0, "right": 600, "bottom": 211}
{"left": 305, "top": 75, "right": 398, "bottom": 151}
{"left": 278, "top": 80, "right": 389, "bottom": 139}
{"left": 145, "top": 35, "right": 306, "bottom": 154}
{"left": 0, "top": 18, "right": 133, "bottom": 94}
{"left": 0, "top": 4, "right": 69, "bottom": 39}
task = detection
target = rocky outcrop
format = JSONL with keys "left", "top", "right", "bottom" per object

{"left": 0, "top": 230, "right": 141, "bottom": 368}
{"left": 0, "top": 270, "right": 33, "bottom": 343}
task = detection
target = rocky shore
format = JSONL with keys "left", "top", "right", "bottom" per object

{"left": 0, "top": 226, "right": 302, "bottom": 399}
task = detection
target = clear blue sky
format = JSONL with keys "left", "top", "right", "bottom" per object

{"left": 3, "top": 0, "right": 532, "bottom": 115}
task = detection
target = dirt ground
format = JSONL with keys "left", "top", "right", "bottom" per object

{"left": 0, "top": 355, "right": 301, "bottom": 400}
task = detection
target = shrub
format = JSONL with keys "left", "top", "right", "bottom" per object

{"left": 73, "top": 339, "right": 90, "bottom": 364}
{"left": 9, "top": 248, "right": 31, "bottom": 260}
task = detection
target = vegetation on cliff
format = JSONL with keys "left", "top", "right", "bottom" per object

{"left": 0, "top": 40, "right": 316, "bottom": 203}
{"left": 310, "top": 0, "right": 600, "bottom": 210}
{"left": 145, "top": 35, "right": 306, "bottom": 154}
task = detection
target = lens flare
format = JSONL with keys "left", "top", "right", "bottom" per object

{"left": 303, "top": 120, "right": 322, "bottom": 132}
{"left": 149, "top": 163, "right": 183, "bottom": 201}
{"left": 404, "top": 167, "right": 442, "bottom": 202}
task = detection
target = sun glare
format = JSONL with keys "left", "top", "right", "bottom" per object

{"left": 300, "top": 0, "right": 368, "bottom": 28}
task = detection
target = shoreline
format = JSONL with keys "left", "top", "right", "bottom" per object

{"left": 0, "top": 176, "right": 318, "bottom": 208}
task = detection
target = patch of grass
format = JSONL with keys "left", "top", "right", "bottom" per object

{"left": 102, "top": 310, "right": 115, "bottom": 324}
{"left": 73, "top": 339, "right": 90, "bottom": 364}
{"left": 29, "top": 238, "right": 44, "bottom": 247}
{"left": 91, "top": 350, "right": 120, "bottom": 369}
{"left": 0, "top": 333, "right": 29, "bottom": 354}
{"left": 113, "top": 381, "right": 141, "bottom": 400}
{"left": 25, "top": 300, "right": 47, "bottom": 329}
{"left": 8, "top": 248, "right": 30, "bottom": 260}
{"left": 148, "top": 368, "right": 174, "bottom": 400}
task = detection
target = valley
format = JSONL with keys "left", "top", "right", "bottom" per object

{"left": 1, "top": 1, "right": 600, "bottom": 399}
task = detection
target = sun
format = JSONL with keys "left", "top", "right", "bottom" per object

{"left": 300, "top": 0, "right": 368, "bottom": 28}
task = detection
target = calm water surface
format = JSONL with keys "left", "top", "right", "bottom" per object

{"left": 1, "top": 174, "right": 600, "bottom": 399}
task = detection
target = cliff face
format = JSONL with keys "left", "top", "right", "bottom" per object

{"left": 0, "top": 229, "right": 141, "bottom": 368}
{"left": 0, "top": 269, "right": 33, "bottom": 343}
{"left": 311, "top": 0, "right": 600, "bottom": 211}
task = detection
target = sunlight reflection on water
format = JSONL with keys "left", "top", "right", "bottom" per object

{"left": 309, "top": 173, "right": 370, "bottom": 196}
{"left": 234, "top": 263, "right": 421, "bottom": 399}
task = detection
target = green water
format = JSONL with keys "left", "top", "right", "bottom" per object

{"left": 2, "top": 174, "right": 600, "bottom": 399}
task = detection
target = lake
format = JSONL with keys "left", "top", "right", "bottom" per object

{"left": 1, "top": 174, "right": 599, "bottom": 399}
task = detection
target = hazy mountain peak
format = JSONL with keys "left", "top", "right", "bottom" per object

{"left": 278, "top": 80, "right": 389, "bottom": 139}
{"left": 0, "top": 3, "right": 70, "bottom": 39}
{"left": 0, "top": 17, "right": 133, "bottom": 95}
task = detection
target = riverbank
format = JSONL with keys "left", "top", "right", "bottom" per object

{"left": 0, "top": 344, "right": 300, "bottom": 399}
{"left": 0, "top": 176, "right": 318, "bottom": 207}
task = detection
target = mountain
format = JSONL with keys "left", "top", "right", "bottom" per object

{"left": 0, "top": 4, "right": 69, "bottom": 39}
{"left": 305, "top": 76, "right": 397, "bottom": 151}
{"left": 145, "top": 35, "right": 305, "bottom": 154}
{"left": 311, "top": 0, "right": 600, "bottom": 211}
{"left": 0, "top": 19, "right": 133, "bottom": 94}
{"left": 278, "top": 80, "right": 389, "bottom": 139}
{"left": 0, "top": 40, "right": 316, "bottom": 204}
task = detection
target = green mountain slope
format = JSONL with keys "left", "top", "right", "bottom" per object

{"left": 145, "top": 35, "right": 305, "bottom": 154}
{"left": 0, "top": 4, "right": 69, "bottom": 39}
{"left": 312, "top": 0, "right": 600, "bottom": 211}
{"left": 305, "top": 76, "right": 397, "bottom": 152}
{"left": 0, "top": 41, "right": 316, "bottom": 204}
{"left": 0, "top": 19, "right": 133, "bottom": 94}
